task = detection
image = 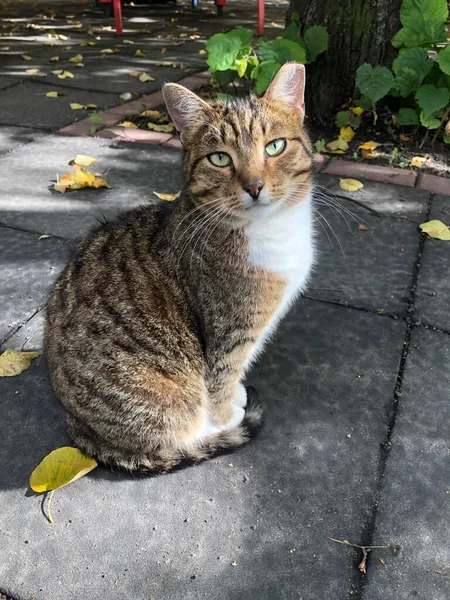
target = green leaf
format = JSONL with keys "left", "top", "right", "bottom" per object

{"left": 235, "top": 58, "right": 247, "bottom": 77}
{"left": 437, "top": 46, "right": 450, "bottom": 76}
{"left": 259, "top": 39, "right": 306, "bottom": 64}
{"left": 355, "top": 64, "right": 394, "bottom": 104}
{"left": 252, "top": 60, "right": 281, "bottom": 94}
{"left": 304, "top": 25, "right": 328, "bottom": 62}
{"left": 444, "top": 133, "right": 450, "bottom": 144}
{"left": 213, "top": 69, "right": 236, "bottom": 86}
{"left": 415, "top": 84, "right": 449, "bottom": 117}
{"left": 395, "top": 67, "right": 423, "bottom": 97}
{"left": 335, "top": 110, "right": 361, "bottom": 129}
{"left": 400, "top": 0, "right": 448, "bottom": 29}
{"left": 282, "top": 22, "right": 301, "bottom": 42}
{"left": 396, "top": 107, "right": 420, "bottom": 125}
{"left": 393, "top": 48, "right": 433, "bottom": 78}
{"left": 420, "top": 110, "right": 441, "bottom": 128}
{"left": 393, "top": 0, "right": 448, "bottom": 47}
{"left": 290, "top": 11, "right": 301, "bottom": 26}
{"left": 206, "top": 28, "right": 253, "bottom": 72}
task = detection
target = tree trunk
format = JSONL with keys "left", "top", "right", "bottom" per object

{"left": 287, "top": 0, "right": 401, "bottom": 121}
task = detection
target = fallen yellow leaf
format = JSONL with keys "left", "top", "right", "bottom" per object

{"left": 0, "top": 46, "right": 10, "bottom": 51}
{"left": 340, "top": 126, "right": 355, "bottom": 143}
{"left": 100, "top": 48, "right": 114, "bottom": 54}
{"left": 419, "top": 220, "right": 450, "bottom": 241}
{"left": 153, "top": 191, "right": 181, "bottom": 201}
{"left": 68, "top": 53, "right": 83, "bottom": 64}
{"left": 0, "top": 349, "right": 40, "bottom": 377}
{"left": 22, "top": 54, "right": 32, "bottom": 61}
{"left": 70, "top": 103, "right": 85, "bottom": 110}
{"left": 54, "top": 166, "right": 110, "bottom": 193}
{"left": 339, "top": 178, "right": 364, "bottom": 192}
{"left": 148, "top": 122, "right": 175, "bottom": 133}
{"left": 134, "top": 49, "right": 146, "bottom": 57}
{"left": 351, "top": 106, "right": 364, "bottom": 116}
{"left": 50, "top": 56, "right": 60, "bottom": 62}
{"left": 30, "top": 447, "right": 97, "bottom": 493}
{"left": 88, "top": 41, "right": 96, "bottom": 46}
{"left": 410, "top": 156, "right": 427, "bottom": 168}
{"left": 74, "top": 62, "right": 85, "bottom": 68}
{"left": 358, "top": 140, "right": 380, "bottom": 159}
{"left": 141, "top": 109, "right": 162, "bottom": 118}
{"left": 129, "top": 70, "right": 140, "bottom": 77}
{"left": 199, "top": 49, "right": 207, "bottom": 55}
{"left": 52, "top": 70, "right": 74, "bottom": 79}
{"left": 123, "top": 39, "right": 134, "bottom": 44}
{"left": 139, "top": 72, "right": 154, "bottom": 83}
{"left": 71, "top": 154, "right": 98, "bottom": 167}
{"left": 25, "top": 68, "right": 42, "bottom": 74}
{"left": 38, "top": 234, "right": 51, "bottom": 239}
{"left": 325, "top": 138, "right": 349, "bottom": 154}
{"left": 119, "top": 121, "right": 138, "bottom": 128}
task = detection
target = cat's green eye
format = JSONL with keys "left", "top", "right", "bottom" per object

{"left": 265, "top": 139, "right": 286, "bottom": 157}
{"left": 208, "top": 152, "right": 232, "bottom": 168}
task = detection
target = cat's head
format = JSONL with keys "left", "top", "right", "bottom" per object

{"left": 163, "top": 62, "right": 312, "bottom": 222}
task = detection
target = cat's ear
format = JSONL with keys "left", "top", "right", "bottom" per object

{"left": 162, "top": 83, "right": 211, "bottom": 145}
{"left": 264, "top": 62, "right": 306, "bottom": 115}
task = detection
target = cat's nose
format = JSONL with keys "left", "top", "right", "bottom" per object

{"left": 244, "top": 180, "right": 264, "bottom": 200}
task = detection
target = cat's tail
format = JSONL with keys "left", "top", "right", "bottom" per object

{"left": 68, "top": 386, "right": 263, "bottom": 474}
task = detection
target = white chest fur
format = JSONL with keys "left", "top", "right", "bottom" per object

{"left": 243, "top": 192, "right": 315, "bottom": 367}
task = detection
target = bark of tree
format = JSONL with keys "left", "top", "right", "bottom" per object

{"left": 287, "top": 0, "right": 401, "bottom": 121}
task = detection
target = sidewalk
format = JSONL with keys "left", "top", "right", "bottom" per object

{"left": 1, "top": 2, "right": 450, "bottom": 600}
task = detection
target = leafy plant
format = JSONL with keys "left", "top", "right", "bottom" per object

{"left": 354, "top": 0, "right": 450, "bottom": 143}
{"left": 205, "top": 17, "right": 328, "bottom": 94}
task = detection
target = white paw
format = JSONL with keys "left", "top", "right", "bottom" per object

{"left": 219, "top": 405, "right": 245, "bottom": 432}
{"left": 232, "top": 383, "right": 248, "bottom": 408}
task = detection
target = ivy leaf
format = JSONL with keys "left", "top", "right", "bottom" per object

{"left": 396, "top": 107, "right": 420, "bottom": 125}
{"left": 259, "top": 39, "right": 306, "bottom": 64}
{"left": 251, "top": 60, "right": 281, "bottom": 94}
{"left": 304, "top": 25, "right": 328, "bottom": 62}
{"left": 437, "top": 46, "right": 450, "bottom": 76}
{"left": 415, "top": 84, "right": 449, "bottom": 117}
{"left": 356, "top": 64, "right": 394, "bottom": 104}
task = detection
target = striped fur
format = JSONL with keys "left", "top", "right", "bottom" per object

{"left": 44, "top": 63, "right": 315, "bottom": 473}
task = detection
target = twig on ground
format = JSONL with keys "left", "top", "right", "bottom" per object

{"left": 329, "top": 538, "right": 403, "bottom": 574}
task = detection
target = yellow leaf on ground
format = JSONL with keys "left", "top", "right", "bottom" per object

{"left": 52, "top": 70, "right": 74, "bottom": 79}
{"left": 351, "top": 106, "right": 364, "bottom": 116}
{"left": 358, "top": 140, "right": 380, "bottom": 159}
{"left": 25, "top": 68, "right": 42, "bottom": 74}
{"left": 141, "top": 109, "right": 162, "bottom": 118}
{"left": 70, "top": 103, "right": 85, "bottom": 110}
{"left": 68, "top": 53, "right": 83, "bottom": 64}
{"left": 45, "top": 91, "right": 63, "bottom": 97}
{"left": 340, "top": 126, "right": 355, "bottom": 142}
{"left": 54, "top": 166, "right": 110, "bottom": 193}
{"left": 22, "top": 54, "right": 32, "bottom": 61}
{"left": 1, "top": 46, "right": 10, "bottom": 51}
{"left": 148, "top": 122, "right": 175, "bottom": 133}
{"left": 0, "top": 349, "right": 40, "bottom": 377}
{"left": 29, "top": 447, "right": 98, "bottom": 493}
{"left": 88, "top": 41, "right": 96, "bottom": 46}
{"left": 71, "top": 154, "right": 98, "bottom": 167}
{"left": 129, "top": 70, "right": 140, "bottom": 77}
{"left": 339, "top": 178, "right": 364, "bottom": 192}
{"left": 123, "top": 39, "right": 134, "bottom": 44}
{"left": 325, "top": 137, "right": 349, "bottom": 154}
{"left": 410, "top": 156, "right": 427, "bottom": 168}
{"left": 38, "top": 234, "right": 51, "bottom": 239}
{"left": 153, "top": 190, "right": 181, "bottom": 201}
{"left": 134, "top": 49, "right": 146, "bottom": 57}
{"left": 100, "top": 48, "right": 114, "bottom": 54}
{"left": 74, "top": 62, "right": 85, "bottom": 68}
{"left": 85, "top": 103, "right": 97, "bottom": 109}
{"left": 419, "top": 220, "right": 450, "bottom": 241}
{"left": 119, "top": 121, "right": 138, "bottom": 128}
{"left": 139, "top": 72, "right": 155, "bottom": 83}
{"left": 199, "top": 49, "right": 207, "bottom": 55}
{"left": 50, "top": 55, "right": 59, "bottom": 61}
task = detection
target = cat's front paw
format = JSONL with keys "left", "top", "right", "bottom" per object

{"left": 232, "top": 383, "right": 247, "bottom": 409}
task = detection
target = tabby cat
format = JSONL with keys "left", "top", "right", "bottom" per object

{"left": 45, "top": 62, "right": 315, "bottom": 473}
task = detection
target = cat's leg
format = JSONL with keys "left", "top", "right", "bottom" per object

{"left": 232, "top": 382, "right": 248, "bottom": 408}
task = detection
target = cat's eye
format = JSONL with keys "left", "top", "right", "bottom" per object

{"left": 265, "top": 139, "right": 286, "bottom": 157}
{"left": 208, "top": 152, "right": 232, "bottom": 168}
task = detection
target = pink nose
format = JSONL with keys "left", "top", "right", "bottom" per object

{"left": 244, "top": 181, "right": 264, "bottom": 199}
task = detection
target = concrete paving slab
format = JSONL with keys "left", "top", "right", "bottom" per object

{"left": 415, "top": 195, "right": 450, "bottom": 332}
{"left": 362, "top": 327, "right": 450, "bottom": 600}
{"left": 308, "top": 196, "right": 420, "bottom": 316}
{"left": 0, "top": 299, "right": 405, "bottom": 600}
{"left": 0, "top": 227, "right": 71, "bottom": 343}
{"left": 0, "top": 80, "right": 121, "bottom": 129}
{"left": 0, "top": 126, "right": 45, "bottom": 155}
{"left": 0, "top": 135, "right": 183, "bottom": 238}
{"left": 316, "top": 174, "right": 430, "bottom": 223}
{"left": 0, "top": 76, "right": 17, "bottom": 91}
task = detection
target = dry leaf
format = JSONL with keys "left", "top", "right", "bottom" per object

{"left": 22, "top": 54, "right": 32, "bottom": 61}
{"left": 88, "top": 41, "right": 96, "bottom": 46}
{"left": 199, "top": 49, "right": 207, "bottom": 55}
{"left": 134, "top": 49, "right": 146, "bottom": 57}
{"left": 128, "top": 70, "right": 140, "bottom": 77}
{"left": 358, "top": 556, "right": 367, "bottom": 574}
{"left": 53, "top": 70, "right": 74, "bottom": 79}
{"left": 160, "top": 48, "right": 167, "bottom": 54}
{"left": 45, "top": 91, "right": 63, "bottom": 97}
{"left": 153, "top": 190, "right": 181, "bottom": 201}
{"left": 0, "top": 349, "right": 40, "bottom": 377}
{"left": 50, "top": 55, "right": 59, "bottom": 62}
{"left": 351, "top": 106, "right": 364, "bottom": 116}
{"left": 100, "top": 48, "right": 114, "bottom": 54}
{"left": 119, "top": 121, "right": 138, "bottom": 128}
{"left": 0, "top": 46, "right": 10, "bottom": 51}
{"left": 68, "top": 53, "right": 83, "bottom": 64}
{"left": 71, "top": 154, "right": 98, "bottom": 167}
{"left": 38, "top": 234, "right": 51, "bottom": 239}
{"left": 155, "top": 60, "right": 184, "bottom": 68}
{"left": 357, "top": 224, "right": 368, "bottom": 231}
{"left": 339, "top": 178, "right": 364, "bottom": 192}
{"left": 54, "top": 166, "right": 110, "bottom": 193}
{"left": 70, "top": 103, "right": 85, "bottom": 110}
{"left": 30, "top": 447, "right": 97, "bottom": 493}
{"left": 148, "top": 122, "right": 175, "bottom": 133}
{"left": 410, "top": 156, "right": 427, "bottom": 168}
{"left": 419, "top": 220, "right": 450, "bottom": 241}
{"left": 74, "top": 62, "right": 84, "bottom": 68}
{"left": 141, "top": 109, "right": 162, "bottom": 118}
{"left": 25, "top": 68, "right": 42, "bottom": 74}
{"left": 325, "top": 138, "right": 349, "bottom": 154}
{"left": 123, "top": 39, "right": 134, "bottom": 44}
{"left": 399, "top": 133, "right": 412, "bottom": 142}
{"left": 340, "top": 126, "right": 355, "bottom": 142}
{"left": 139, "top": 72, "right": 155, "bottom": 83}
{"left": 358, "top": 141, "right": 380, "bottom": 159}
{"left": 378, "top": 558, "right": 385, "bottom": 566}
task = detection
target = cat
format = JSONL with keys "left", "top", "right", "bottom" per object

{"left": 44, "top": 62, "right": 315, "bottom": 473}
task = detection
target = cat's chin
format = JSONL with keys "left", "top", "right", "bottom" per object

{"left": 237, "top": 203, "right": 278, "bottom": 221}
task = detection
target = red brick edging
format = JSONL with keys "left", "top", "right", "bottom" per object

{"left": 57, "top": 72, "right": 449, "bottom": 196}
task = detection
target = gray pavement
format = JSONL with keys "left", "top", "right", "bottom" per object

{"left": 1, "top": 1, "right": 450, "bottom": 600}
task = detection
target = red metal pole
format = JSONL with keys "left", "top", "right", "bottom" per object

{"left": 113, "top": 0, "right": 123, "bottom": 35}
{"left": 257, "top": 0, "right": 264, "bottom": 36}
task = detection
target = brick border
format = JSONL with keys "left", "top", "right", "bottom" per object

{"left": 57, "top": 72, "right": 449, "bottom": 196}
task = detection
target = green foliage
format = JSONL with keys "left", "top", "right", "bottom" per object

{"left": 335, "top": 110, "right": 362, "bottom": 129}
{"left": 353, "top": 0, "right": 450, "bottom": 142}
{"left": 205, "top": 21, "right": 328, "bottom": 94}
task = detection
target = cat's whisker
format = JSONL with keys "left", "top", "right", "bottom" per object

{"left": 314, "top": 207, "right": 346, "bottom": 257}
